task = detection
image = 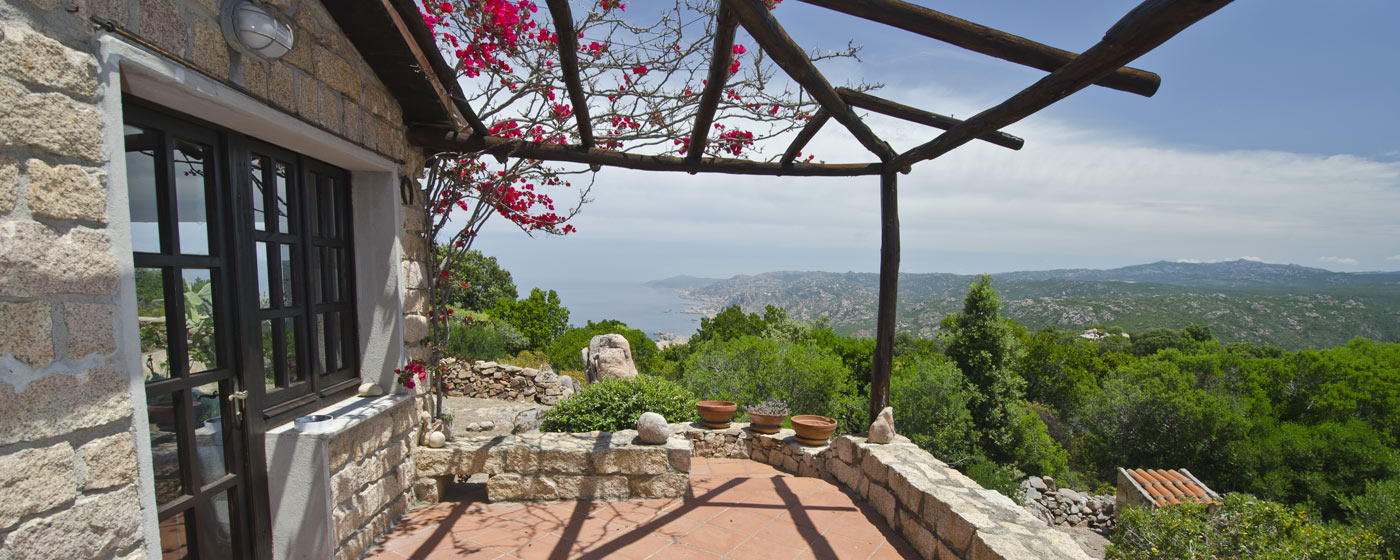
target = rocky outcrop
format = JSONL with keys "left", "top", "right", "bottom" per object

{"left": 439, "top": 359, "right": 580, "bottom": 405}
{"left": 585, "top": 334, "right": 638, "bottom": 382}
{"left": 1020, "top": 476, "right": 1116, "bottom": 536}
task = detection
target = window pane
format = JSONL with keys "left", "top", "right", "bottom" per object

{"left": 125, "top": 125, "right": 163, "bottom": 253}
{"left": 256, "top": 241, "right": 271, "bottom": 309}
{"left": 329, "top": 177, "right": 345, "bottom": 239}
{"left": 193, "top": 392, "right": 227, "bottom": 487}
{"left": 159, "top": 511, "right": 192, "bottom": 559}
{"left": 322, "top": 312, "right": 340, "bottom": 374}
{"left": 275, "top": 161, "right": 291, "bottom": 233}
{"left": 182, "top": 269, "right": 217, "bottom": 373}
{"left": 310, "top": 247, "right": 323, "bottom": 304}
{"left": 324, "top": 249, "right": 339, "bottom": 303}
{"left": 173, "top": 139, "right": 212, "bottom": 255}
{"left": 196, "top": 490, "right": 234, "bottom": 559}
{"left": 284, "top": 317, "right": 302, "bottom": 383}
{"left": 136, "top": 267, "right": 172, "bottom": 383}
{"left": 250, "top": 155, "right": 266, "bottom": 232}
{"left": 279, "top": 244, "right": 295, "bottom": 307}
{"left": 148, "top": 391, "right": 186, "bottom": 505}
{"left": 321, "top": 176, "right": 337, "bottom": 238}
{"left": 260, "top": 320, "right": 276, "bottom": 392}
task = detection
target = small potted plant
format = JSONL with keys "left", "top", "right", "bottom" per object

{"left": 791, "top": 414, "right": 838, "bottom": 446}
{"left": 745, "top": 400, "right": 789, "bottom": 434}
{"left": 696, "top": 400, "right": 737, "bottom": 429}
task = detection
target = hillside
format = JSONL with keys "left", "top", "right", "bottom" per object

{"left": 660, "top": 261, "right": 1400, "bottom": 350}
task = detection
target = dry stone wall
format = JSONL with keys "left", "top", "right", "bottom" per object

{"left": 1020, "top": 476, "right": 1115, "bottom": 535}
{"left": 440, "top": 359, "right": 581, "bottom": 405}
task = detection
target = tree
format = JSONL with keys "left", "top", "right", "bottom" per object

{"left": 546, "top": 319, "right": 657, "bottom": 373}
{"left": 944, "top": 275, "right": 1026, "bottom": 462}
{"left": 491, "top": 288, "right": 571, "bottom": 348}
{"left": 432, "top": 245, "right": 517, "bottom": 311}
{"left": 411, "top": 0, "right": 869, "bottom": 416}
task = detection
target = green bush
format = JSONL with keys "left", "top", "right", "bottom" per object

{"left": 546, "top": 320, "right": 657, "bottom": 373}
{"left": 1108, "top": 493, "right": 1385, "bottom": 560}
{"left": 680, "top": 336, "right": 855, "bottom": 426}
{"left": 491, "top": 288, "right": 570, "bottom": 349}
{"left": 1224, "top": 419, "right": 1400, "bottom": 519}
{"left": 890, "top": 358, "right": 976, "bottom": 461}
{"left": 1343, "top": 478, "right": 1400, "bottom": 558}
{"left": 539, "top": 376, "right": 698, "bottom": 432}
{"left": 443, "top": 320, "right": 509, "bottom": 361}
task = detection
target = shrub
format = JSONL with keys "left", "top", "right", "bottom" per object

{"left": 1108, "top": 493, "right": 1385, "bottom": 560}
{"left": 491, "top": 288, "right": 570, "bottom": 349}
{"left": 1224, "top": 419, "right": 1400, "bottom": 519}
{"left": 1343, "top": 478, "right": 1400, "bottom": 558}
{"left": 443, "top": 320, "right": 509, "bottom": 361}
{"left": 890, "top": 358, "right": 976, "bottom": 461}
{"left": 546, "top": 320, "right": 657, "bottom": 373}
{"left": 539, "top": 375, "right": 697, "bottom": 432}
{"left": 964, "top": 457, "right": 1025, "bottom": 505}
{"left": 680, "top": 336, "right": 854, "bottom": 426}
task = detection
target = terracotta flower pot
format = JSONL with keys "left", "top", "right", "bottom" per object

{"left": 791, "top": 414, "right": 837, "bottom": 446}
{"left": 696, "top": 400, "right": 737, "bottom": 429}
{"left": 746, "top": 410, "right": 786, "bottom": 434}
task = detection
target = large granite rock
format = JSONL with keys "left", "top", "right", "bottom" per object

{"left": 585, "top": 334, "right": 638, "bottom": 382}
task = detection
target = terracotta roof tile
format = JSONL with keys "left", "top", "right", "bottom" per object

{"left": 1124, "top": 468, "right": 1221, "bottom": 507}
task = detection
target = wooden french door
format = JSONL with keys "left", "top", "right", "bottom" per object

{"left": 125, "top": 102, "right": 262, "bottom": 560}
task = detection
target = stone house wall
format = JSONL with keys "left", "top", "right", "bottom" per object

{"left": 0, "top": 0, "right": 431, "bottom": 557}
{"left": 326, "top": 396, "right": 420, "bottom": 560}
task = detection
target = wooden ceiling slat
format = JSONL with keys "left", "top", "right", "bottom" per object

{"left": 545, "top": 0, "right": 596, "bottom": 149}
{"left": 684, "top": 5, "right": 740, "bottom": 166}
{"left": 378, "top": 0, "right": 488, "bottom": 136}
{"left": 724, "top": 0, "right": 896, "bottom": 162}
{"left": 837, "top": 88, "right": 1023, "bottom": 151}
{"left": 408, "top": 126, "right": 884, "bottom": 177}
{"left": 796, "top": 0, "right": 1161, "bottom": 97}
{"left": 892, "top": 0, "right": 1233, "bottom": 169}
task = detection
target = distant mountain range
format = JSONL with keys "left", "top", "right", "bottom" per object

{"left": 647, "top": 260, "right": 1400, "bottom": 350}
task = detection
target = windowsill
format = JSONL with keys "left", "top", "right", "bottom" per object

{"left": 264, "top": 392, "right": 412, "bottom": 441}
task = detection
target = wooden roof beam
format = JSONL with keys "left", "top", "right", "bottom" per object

{"left": 684, "top": 4, "right": 740, "bottom": 167}
{"left": 408, "top": 126, "right": 885, "bottom": 177}
{"left": 780, "top": 108, "right": 829, "bottom": 166}
{"left": 724, "top": 0, "right": 896, "bottom": 163}
{"left": 796, "top": 0, "right": 1161, "bottom": 98}
{"left": 837, "top": 88, "right": 1023, "bottom": 151}
{"left": 381, "top": 0, "right": 488, "bottom": 136}
{"left": 544, "top": 0, "right": 596, "bottom": 149}
{"left": 892, "top": 0, "right": 1234, "bottom": 169}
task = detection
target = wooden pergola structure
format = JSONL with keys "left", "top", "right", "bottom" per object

{"left": 406, "top": 0, "right": 1234, "bottom": 423}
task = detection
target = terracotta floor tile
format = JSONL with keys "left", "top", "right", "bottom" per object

{"left": 677, "top": 522, "right": 749, "bottom": 555}
{"left": 561, "top": 516, "right": 632, "bottom": 551}
{"left": 507, "top": 533, "right": 574, "bottom": 560}
{"left": 414, "top": 536, "right": 510, "bottom": 560}
{"left": 646, "top": 513, "right": 704, "bottom": 539}
{"left": 751, "top": 519, "right": 817, "bottom": 551}
{"left": 577, "top": 532, "right": 674, "bottom": 560}
{"left": 679, "top": 503, "right": 730, "bottom": 523}
{"left": 705, "top": 506, "right": 781, "bottom": 535}
{"left": 472, "top": 520, "right": 546, "bottom": 550}
{"left": 815, "top": 532, "right": 882, "bottom": 560}
{"left": 779, "top": 507, "right": 848, "bottom": 534}
{"left": 709, "top": 461, "right": 750, "bottom": 476}
{"left": 651, "top": 542, "right": 723, "bottom": 560}
{"left": 727, "top": 536, "right": 804, "bottom": 560}
{"left": 824, "top": 512, "right": 894, "bottom": 544}
{"left": 869, "top": 540, "right": 921, "bottom": 559}
{"left": 447, "top": 515, "right": 529, "bottom": 539}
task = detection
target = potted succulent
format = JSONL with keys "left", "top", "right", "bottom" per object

{"left": 745, "top": 399, "right": 789, "bottom": 434}
{"left": 791, "top": 414, "right": 838, "bottom": 446}
{"left": 696, "top": 400, "right": 737, "bottom": 429}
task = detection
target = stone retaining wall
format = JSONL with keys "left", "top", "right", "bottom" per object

{"left": 677, "top": 423, "right": 1090, "bottom": 560}
{"left": 440, "top": 359, "right": 579, "bottom": 405}
{"left": 414, "top": 431, "right": 691, "bottom": 502}
{"left": 1020, "top": 476, "right": 1115, "bottom": 535}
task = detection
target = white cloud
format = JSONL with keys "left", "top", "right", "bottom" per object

{"left": 1240, "top": 256, "right": 1264, "bottom": 262}
{"left": 1388, "top": 255, "right": 1400, "bottom": 262}
{"left": 476, "top": 84, "right": 1400, "bottom": 281}
{"left": 1320, "top": 256, "right": 1359, "bottom": 266}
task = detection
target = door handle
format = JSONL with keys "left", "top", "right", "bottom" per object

{"left": 229, "top": 390, "right": 249, "bottom": 423}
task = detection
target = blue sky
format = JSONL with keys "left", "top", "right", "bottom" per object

{"left": 471, "top": 0, "right": 1400, "bottom": 290}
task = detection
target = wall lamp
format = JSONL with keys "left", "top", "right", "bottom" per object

{"left": 221, "top": 1, "right": 295, "bottom": 60}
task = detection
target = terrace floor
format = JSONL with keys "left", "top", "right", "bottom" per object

{"left": 367, "top": 457, "right": 919, "bottom": 559}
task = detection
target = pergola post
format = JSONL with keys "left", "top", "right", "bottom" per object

{"left": 870, "top": 167, "right": 899, "bottom": 424}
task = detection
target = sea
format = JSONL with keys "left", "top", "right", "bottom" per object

{"left": 514, "top": 279, "right": 704, "bottom": 340}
